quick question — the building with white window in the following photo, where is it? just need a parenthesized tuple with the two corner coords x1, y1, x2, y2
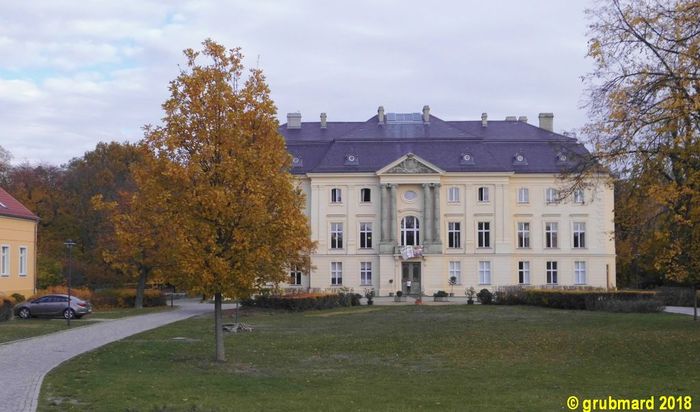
(0, 187, 39, 297)
(281, 106, 615, 295)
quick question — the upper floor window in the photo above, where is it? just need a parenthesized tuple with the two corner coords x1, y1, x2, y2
(0, 246, 8, 276)
(573, 222, 586, 248)
(478, 187, 490, 202)
(330, 188, 342, 203)
(545, 188, 558, 204)
(448, 222, 461, 248)
(575, 261, 587, 284)
(518, 261, 530, 284)
(448, 187, 460, 203)
(477, 221, 491, 248)
(479, 261, 492, 285)
(330, 223, 344, 249)
(449, 261, 461, 284)
(401, 216, 420, 246)
(289, 266, 303, 285)
(360, 261, 372, 285)
(573, 189, 585, 204)
(360, 188, 371, 203)
(545, 222, 559, 248)
(517, 222, 530, 248)
(359, 222, 373, 249)
(517, 187, 529, 204)
(331, 262, 343, 285)
(546, 261, 558, 284)
(19, 247, 27, 277)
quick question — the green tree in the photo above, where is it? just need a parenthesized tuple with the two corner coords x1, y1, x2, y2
(141, 39, 315, 361)
(584, 0, 700, 287)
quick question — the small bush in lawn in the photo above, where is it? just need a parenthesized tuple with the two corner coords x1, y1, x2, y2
(477, 288, 493, 304)
(0, 295, 16, 321)
(433, 290, 449, 298)
(11, 293, 25, 303)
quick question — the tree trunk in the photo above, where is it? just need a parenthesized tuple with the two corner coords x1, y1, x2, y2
(214, 292, 225, 362)
(134, 267, 148, 309)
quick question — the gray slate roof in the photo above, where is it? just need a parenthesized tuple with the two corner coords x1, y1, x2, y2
(280, 114, 589, 174)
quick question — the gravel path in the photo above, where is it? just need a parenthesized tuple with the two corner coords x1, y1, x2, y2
(0, 300, 222, 412)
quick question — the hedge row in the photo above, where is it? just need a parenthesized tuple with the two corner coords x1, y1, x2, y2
(242, 293, 362, 311)
(494, 287, 664, 312)
(31, 286, 166, 309)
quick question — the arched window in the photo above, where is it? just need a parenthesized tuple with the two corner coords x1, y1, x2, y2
(401, 216, 420, 246)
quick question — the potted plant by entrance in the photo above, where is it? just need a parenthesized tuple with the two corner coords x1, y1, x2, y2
(364, 289, 375, 306)
(448, 276, 457, 297)
(433, 290, 449, 302)
(465, 287, 476, 305)
(394, 290, 406, 302)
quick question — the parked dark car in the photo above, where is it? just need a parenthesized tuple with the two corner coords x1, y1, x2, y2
(14, 294, 92, 319)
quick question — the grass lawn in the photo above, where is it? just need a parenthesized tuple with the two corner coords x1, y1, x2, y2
(0, 306, 175, 344)
(39, 305, 700, 411)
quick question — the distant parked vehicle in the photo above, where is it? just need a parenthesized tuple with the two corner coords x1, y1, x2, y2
(14, 294, 92, 320)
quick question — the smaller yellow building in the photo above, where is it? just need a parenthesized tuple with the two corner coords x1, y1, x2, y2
(0, 187, 38, 298)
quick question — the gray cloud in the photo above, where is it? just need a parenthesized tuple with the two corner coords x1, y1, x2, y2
(0, 0, 594, 165)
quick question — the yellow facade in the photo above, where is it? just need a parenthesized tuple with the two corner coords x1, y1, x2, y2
(0, 216, 37, 298)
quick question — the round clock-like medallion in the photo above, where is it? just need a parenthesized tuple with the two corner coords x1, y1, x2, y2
(403, 190, 417, 201)
(516, 154, 524, 162)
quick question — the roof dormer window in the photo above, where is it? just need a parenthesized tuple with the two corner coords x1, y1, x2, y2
(291, 156, 303, 168)
(513, 152, 528, 165)
(344, 154, 359, 166)
(460, 152, 475, 165)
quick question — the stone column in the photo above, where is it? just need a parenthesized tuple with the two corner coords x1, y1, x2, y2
(422, 183, 432, 244)
(380, 184, 388, 242)
(389, 184, 397, 242)
(433, 183, 441, 242)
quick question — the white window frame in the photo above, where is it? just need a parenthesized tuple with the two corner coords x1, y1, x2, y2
(330, 188, 342, 204)
(360, 261, 372, 286)
(573, 189, 585, 204)
(477, 221, 491, 248)
(400, 216, 420, 246)
(479, 261, 491, 285)
(518, 261, 530, 284)
(546, 261, 558, 284)
(517, 187, 529, 204)
(330, 222, 344, 249)
(477, 186, 490, 202)
(517, 222, 530, 248)
(574, 261, 587, 285)
(289, 266, 303, 286)
(331, 262, 343, 285)
(448, 221, 461, 249)
(448, 187, 460, 203)
(449, 261, 461, 284)
(545, 222, 559, 249)
(360, 188, 371, 203)
(359, 222, 373, 249)
(19, 246, 27, 277)
(0, 245, 9, 277)
(545, 188, 558, 204)
(573, 222, 586, 249)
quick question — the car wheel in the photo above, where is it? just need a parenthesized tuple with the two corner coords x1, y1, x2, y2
(17, 307, 31, 319)
(63, 308, 76, 319)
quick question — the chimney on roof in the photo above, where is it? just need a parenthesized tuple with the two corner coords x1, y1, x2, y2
(481, 112, 488, 127)
(287, 112, 302, 129)
(422, 105, 430, 124)
(538, 112, 554, 132)
(320, 112, 327, 129)
(518, 116, 528, 123)
(505, 116, 517, 121)
(377, 106, 385, 125)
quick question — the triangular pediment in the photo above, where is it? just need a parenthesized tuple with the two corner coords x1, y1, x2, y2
(377, 153, 444, 175)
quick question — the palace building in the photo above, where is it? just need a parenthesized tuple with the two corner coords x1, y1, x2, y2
(280, 106, 615, 296)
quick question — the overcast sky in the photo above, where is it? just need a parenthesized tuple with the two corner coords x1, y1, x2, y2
(0, 0, 594, 166)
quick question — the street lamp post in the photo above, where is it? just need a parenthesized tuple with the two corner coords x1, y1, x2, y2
(64, 239, 76, 326)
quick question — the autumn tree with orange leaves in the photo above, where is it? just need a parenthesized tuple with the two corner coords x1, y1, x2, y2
(584, 0, 700, 292)
(141, 40, 314, 361)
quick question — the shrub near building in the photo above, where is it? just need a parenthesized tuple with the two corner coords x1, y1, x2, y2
(494, 287, 663, 312)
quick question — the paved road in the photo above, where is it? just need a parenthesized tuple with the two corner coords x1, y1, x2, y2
(664, 306, 699, 317)
(0, 300, 221, 412)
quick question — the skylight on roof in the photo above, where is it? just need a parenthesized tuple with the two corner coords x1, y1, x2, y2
(386, 113, 422, 124)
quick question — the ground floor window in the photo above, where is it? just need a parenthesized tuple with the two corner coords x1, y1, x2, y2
(289, 266, 302, 285)
(574, 261, 586, 285)
(479, 261, 491, 285)
(518, 261, 530, 284)
(360, 261, 372, 285)
(0, 245, 8, 276)
(449, 261, 461, 284)
(331, 262, 343, 285)
(546, 261, 558, 284)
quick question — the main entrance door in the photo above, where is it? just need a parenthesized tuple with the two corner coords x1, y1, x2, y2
(401, 262, 421, 296)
